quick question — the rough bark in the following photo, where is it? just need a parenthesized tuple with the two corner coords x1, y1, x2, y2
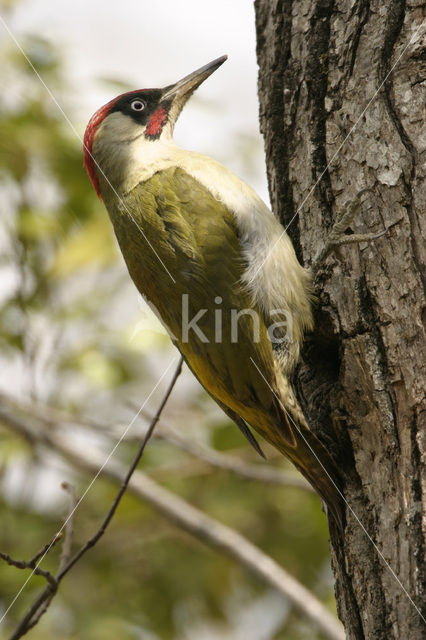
(254, 1, 425, 639)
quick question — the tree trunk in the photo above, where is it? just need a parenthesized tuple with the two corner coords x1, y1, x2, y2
(254, 1, 425, 638)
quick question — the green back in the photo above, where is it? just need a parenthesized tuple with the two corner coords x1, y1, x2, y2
(103, 167, 282, 436)
(101, 167, 344, 524)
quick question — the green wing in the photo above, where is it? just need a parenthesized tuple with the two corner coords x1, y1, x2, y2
(104, 166, 344, 527)
(106, 166, 287, 440)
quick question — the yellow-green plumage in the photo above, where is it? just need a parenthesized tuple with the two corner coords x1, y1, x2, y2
(101, 167, 343, 527)
(86, 57, 343, 529)
(106, 167, 279, 423)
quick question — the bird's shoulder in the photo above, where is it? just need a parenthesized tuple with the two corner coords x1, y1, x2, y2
(124, 164, 243, 255)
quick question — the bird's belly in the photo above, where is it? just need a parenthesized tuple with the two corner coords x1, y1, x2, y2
(104, 172, 282, 432)
(112, 228, 274, 425)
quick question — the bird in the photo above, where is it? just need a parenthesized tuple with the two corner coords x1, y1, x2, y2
(83, 55, 343, 529)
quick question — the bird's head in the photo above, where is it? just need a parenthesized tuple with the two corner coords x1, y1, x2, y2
(84, 55, 227, 197)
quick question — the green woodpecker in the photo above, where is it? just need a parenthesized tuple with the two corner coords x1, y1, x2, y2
(84, 56, 343, 529)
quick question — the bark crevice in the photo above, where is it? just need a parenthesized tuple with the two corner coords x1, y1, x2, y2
(348, 0, 371, 78)
(306, 0, 335, 226)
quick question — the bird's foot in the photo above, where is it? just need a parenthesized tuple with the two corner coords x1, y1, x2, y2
(311, 189, 400, 277)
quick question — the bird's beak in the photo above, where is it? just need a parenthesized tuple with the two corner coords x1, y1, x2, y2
(161, 55, 227, 130)
(162, 56, 228, 102)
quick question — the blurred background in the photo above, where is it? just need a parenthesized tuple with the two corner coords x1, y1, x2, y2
(0, 1, 337, 638)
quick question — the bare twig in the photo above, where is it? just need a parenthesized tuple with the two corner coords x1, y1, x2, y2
(0, 535, 63, 636)
(58, 482, 78, 573)
(54, 432, 344, 639)
(0, 534, 62, 590)
(133, 410, 314, 491)
(18, 588, 56, 636)
(0, 381, 344, 640)
(56, 356, 183, 581)
(0, 391, 313, 491)
(2, 357, 183, 640)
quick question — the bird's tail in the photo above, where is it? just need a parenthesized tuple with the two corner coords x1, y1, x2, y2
(262, 390, 344, 530)
(281, 414, 344, 531)
(260, 372, 345, 530)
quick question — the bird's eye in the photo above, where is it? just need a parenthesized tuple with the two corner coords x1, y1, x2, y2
(130, 99, 145, 112)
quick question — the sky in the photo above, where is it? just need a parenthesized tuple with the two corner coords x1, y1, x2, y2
(5, 0, 269, 201)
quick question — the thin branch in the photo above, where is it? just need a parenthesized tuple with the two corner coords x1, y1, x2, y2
(0, 391, 313, 491)
(55, 433, 344, 640)
(56, 356, 183, 581)
(2, 357, 183, 640)
(0, 386, 344, 640)
(18, 588, 56, 636)
(0, 536, 63, 637)
(134, 412, 314, 491)
(58, 482, 78, 574)
(7, 580, 57, 638)
(0, 534, 62, 590)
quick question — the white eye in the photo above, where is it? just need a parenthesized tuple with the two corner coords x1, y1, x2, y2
(130, 99, 145, 112)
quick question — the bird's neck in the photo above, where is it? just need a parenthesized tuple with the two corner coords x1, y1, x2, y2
(93, 127, 179, 198)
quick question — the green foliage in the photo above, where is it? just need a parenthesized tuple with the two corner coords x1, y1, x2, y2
(0, 24, 336, 640)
